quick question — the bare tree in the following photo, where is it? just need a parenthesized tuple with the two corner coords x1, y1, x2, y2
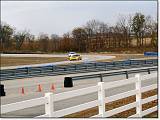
(38, 33, 49, 52)
(116, 15, 129, 48)
(144, 16, 158, 48)
(132, 13, 145, 47)
(50, 34, 59, 52)
(72, 27, 87, 52)
(0, 23, 14, 50)
(13, 30, 29, 50)
(62, 32, 72, 51)
(126, 14, 133, 47)
(85, 19, 101, 34)
(25, 32, 35, 51)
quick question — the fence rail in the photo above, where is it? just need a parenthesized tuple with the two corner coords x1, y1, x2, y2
(1, 97, 45, 114)
(1, 72, 157, 118)
(0, 59, 157, 80)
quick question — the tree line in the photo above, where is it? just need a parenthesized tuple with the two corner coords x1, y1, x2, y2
(0, 12, 158, 53)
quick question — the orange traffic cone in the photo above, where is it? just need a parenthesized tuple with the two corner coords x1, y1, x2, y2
(51, 83, 55, 91)
(21, 87, 25, 94)
(37, 84, 42, 92)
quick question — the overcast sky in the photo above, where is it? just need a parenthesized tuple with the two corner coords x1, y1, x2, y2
(1, 1, 157, 37)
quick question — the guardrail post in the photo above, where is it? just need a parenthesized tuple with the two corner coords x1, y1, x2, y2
(135, 74, 142, 117)
(130, 60, 133, 65)
(98, 82, 105, 117)
(100, 74, 103, 82)
(45, 93, 54, 117)
(52, 65, 54, 72)
(105, 64, 107, 70)
(75, 65, 77, 70)
(40, 67, 42, 73)
(27, 67, 29, 75)
(148, 69, 150, 74)
(14, 69, 16, 77)
(113, 62, 115, 67)
(95, 63, 97, 68)
(126, 71, 128, 79)
(129, 60, 131, 66)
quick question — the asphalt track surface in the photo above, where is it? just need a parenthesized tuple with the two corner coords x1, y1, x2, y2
(1, 54, 115, 70)
(1, 69, 157, 117)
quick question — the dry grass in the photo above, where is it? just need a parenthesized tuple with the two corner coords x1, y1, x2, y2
(64, 89, 158, 118)
(131, 38, 151, 46)
(96, 54, 157, 62)
(1, 57, 66, 67)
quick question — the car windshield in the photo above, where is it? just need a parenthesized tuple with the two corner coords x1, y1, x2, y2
(69, 52, 76, 54)
(73, 55, 79, 57)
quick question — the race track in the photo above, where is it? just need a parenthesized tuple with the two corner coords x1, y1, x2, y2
(1, 54, 115, 70)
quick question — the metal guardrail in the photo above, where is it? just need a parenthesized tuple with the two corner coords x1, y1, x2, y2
(144, 52, 158, 56)
(71, 66, 158, 81)
(0, 59, 157, 81)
